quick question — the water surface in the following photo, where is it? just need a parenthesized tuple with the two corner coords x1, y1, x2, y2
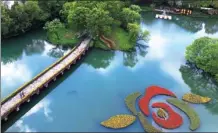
(1, 12, 218, 132)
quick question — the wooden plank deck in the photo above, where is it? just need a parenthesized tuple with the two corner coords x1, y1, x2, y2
(1, 38, 91, 120)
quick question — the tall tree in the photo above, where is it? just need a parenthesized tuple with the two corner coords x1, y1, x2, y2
(43, 19, 65, 41)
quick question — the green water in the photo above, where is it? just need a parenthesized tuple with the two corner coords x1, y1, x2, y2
(1, 12, 218, 132)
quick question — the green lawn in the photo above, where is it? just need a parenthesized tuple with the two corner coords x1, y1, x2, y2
(110, 27, 135, 51)
(94, 37, 110, 50)
(47, 27, 79, 47)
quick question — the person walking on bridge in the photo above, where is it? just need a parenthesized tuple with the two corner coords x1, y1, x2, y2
(20, 91, 25, 99)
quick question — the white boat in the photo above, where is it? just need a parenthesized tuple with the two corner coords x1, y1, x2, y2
(155, 11, 172, 20)
(156, 14, 172, 20)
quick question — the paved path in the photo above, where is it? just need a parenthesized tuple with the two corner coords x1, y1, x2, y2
(1, 38, 91, 120)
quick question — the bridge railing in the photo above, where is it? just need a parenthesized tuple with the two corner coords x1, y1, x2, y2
(1, 39, 84, 105)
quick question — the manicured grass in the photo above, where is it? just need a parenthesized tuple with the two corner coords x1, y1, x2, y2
(47, 27, 79, 47)
(110, 27, 135, 51)
(167, 98, 200, 131)
(125, 92, 141, 116)
(137, 112, 162, 132)
(94, 37, 110, 50)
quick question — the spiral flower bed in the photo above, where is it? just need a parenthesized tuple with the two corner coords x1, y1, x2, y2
(139, 86, 177, 116)
(152, 102, 183, 129)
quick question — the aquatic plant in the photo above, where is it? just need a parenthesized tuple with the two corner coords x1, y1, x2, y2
(182, 93, 211, 104)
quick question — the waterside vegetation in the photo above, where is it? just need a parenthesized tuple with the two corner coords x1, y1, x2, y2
(185, 37, 218, 83)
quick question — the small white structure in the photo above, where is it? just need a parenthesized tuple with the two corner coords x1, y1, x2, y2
(156, 14, 172, 20)
(155, 10, 172, 20)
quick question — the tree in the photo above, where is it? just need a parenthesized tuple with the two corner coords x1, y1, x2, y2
(121, 8, 141, 27)
(10, 2, 30, 33)
(127, 23, 140, 40)
(38, 0, 65, 19)
(130, 5, 141, 13)
(24, 1, 45, 22)
(127, 23, 150, 43)
(86, 8, 113, 37)
(1, 3, 12, 36)
(104, 1, 126, 20)
(185, 37, 218, 81)
(43, 19, 65, 40)
(67, 7, 89, 30)
(60, 2, 76, 22)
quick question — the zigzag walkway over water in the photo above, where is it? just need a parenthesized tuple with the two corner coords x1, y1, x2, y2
(1, 38, 91, 121)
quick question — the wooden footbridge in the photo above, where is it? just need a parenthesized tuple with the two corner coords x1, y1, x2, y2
(1, 38, 91, 121)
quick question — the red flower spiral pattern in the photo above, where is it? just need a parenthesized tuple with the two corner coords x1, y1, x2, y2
(152, 102, 183, 129)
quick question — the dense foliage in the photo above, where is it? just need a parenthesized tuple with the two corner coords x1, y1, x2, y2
(1, 1, 65, 38)
(1, 1, 150, 50)
(143, 0, 218, 9)
(43, 1, 149, 50)
(185, 37, 218, 82)
(64, 1, 141, 38)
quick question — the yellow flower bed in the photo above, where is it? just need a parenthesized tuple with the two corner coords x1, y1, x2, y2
(101, 114, 136, 129)
(157, 108, 167, 119)
(182, 93, 211, 104)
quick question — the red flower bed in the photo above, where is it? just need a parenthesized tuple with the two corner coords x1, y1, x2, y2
(152, 102, 183, 129)
(139, 86, 176, 116)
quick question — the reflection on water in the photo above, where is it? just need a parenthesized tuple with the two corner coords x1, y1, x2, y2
(1, 30, 70, 99)
(2, 12, 218, 132)
(1, 61, 32, 93)
(84, 49, 115, 69)
(180, 65, 218, 115)
(7, 98, 52, 132)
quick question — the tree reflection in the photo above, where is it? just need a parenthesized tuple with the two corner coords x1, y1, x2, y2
(180, 65, 218, 115)
(24, 40, 45, 56)
(123, 50, 138, 68)
(173, 15, 218, 34)
(1, 30, 46, 64)
(47, 47, 65, 58)
(84, 49, 115, 69)
(141, 12, 157, 26)
(123, 44, 148, 67)
(204, 19, 218, 34)
(173, 16, 203, 33)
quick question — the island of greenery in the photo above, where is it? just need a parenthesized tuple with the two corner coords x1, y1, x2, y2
(43, 1, 150, 51)
(185, 37, 218, 83)
(1, 1, 149, 51)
